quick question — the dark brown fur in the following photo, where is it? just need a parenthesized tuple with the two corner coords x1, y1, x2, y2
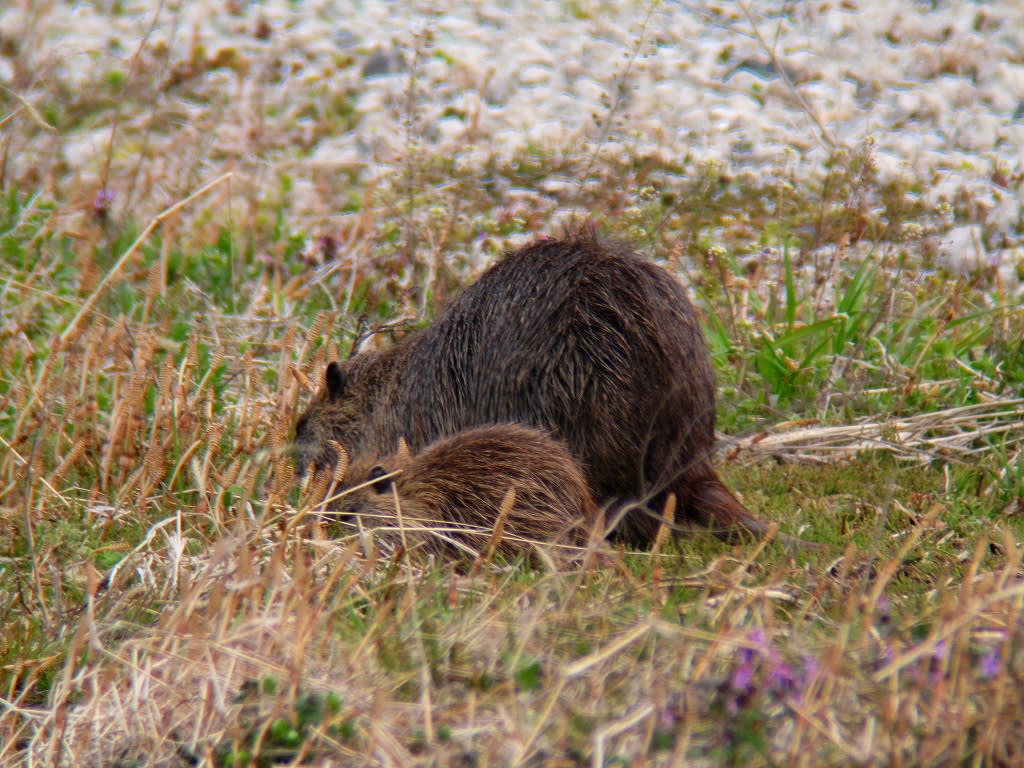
(294, 232, 767, 545)
(338, 424, 598, 560)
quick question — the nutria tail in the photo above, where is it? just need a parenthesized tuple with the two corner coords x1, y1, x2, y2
(686, 476, 768, 542)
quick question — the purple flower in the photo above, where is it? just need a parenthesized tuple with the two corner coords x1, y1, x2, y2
(315, 234, 338, 263)
(768, 661, 796, 694)
(802, 655, 819, 679)
(876, 595, 890, 625)
(790, 656, 819, 702)
(928, 639, 949, 685)
(980, 647, 1001, 680)
(740, 628, 768, 666)
(92, 187, 116, 220)
(730, 660, 754, 696)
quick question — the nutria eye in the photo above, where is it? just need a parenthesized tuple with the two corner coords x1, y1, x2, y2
(369, 465, 391, 494)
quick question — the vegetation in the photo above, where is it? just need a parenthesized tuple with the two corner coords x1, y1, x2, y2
(1, 2, 1023, 766)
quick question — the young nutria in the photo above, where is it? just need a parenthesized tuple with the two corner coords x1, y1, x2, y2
(294, 231, 767, 545)
(338, 424, 599, 560)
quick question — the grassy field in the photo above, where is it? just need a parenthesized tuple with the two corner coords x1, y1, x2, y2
(3, 4, 1024, 766)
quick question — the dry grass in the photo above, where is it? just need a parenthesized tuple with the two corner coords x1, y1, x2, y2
(11, 527, 1024, 766)
(729, 398, 1024, 463)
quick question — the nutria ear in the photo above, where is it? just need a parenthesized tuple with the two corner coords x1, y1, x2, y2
(368, 465, 391, 494)
(325, 361, 346, 398)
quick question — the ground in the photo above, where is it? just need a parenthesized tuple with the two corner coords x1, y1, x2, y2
(1, 2, 1023, 766)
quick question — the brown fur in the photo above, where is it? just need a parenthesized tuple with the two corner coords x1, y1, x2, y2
(338, 424, 599, 560)
(294, 231, 767, 545)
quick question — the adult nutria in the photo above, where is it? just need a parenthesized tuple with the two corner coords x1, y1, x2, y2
(294, 231, 767, 545)
(337, 424, 599, 560)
